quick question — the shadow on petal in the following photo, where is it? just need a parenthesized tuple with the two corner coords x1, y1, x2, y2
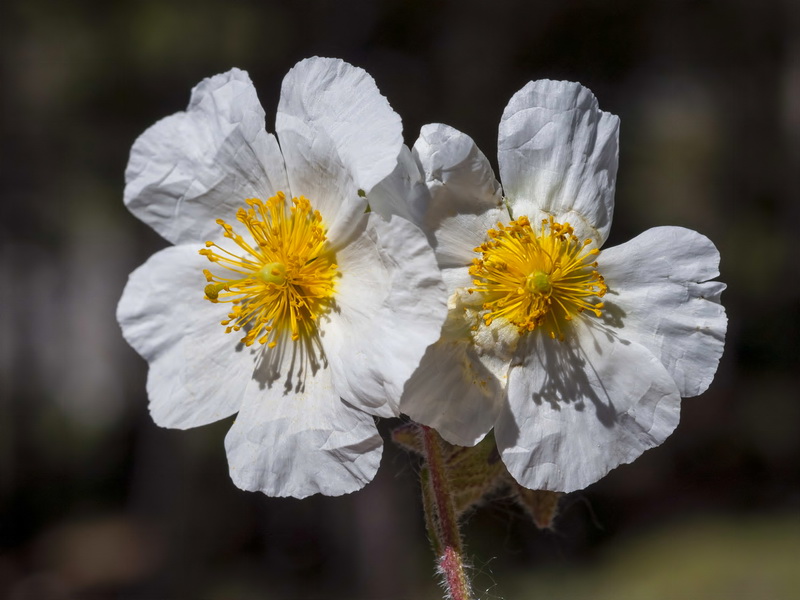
(251, 324, 331, 395)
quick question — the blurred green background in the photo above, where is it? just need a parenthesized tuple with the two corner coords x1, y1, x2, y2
(1, 0, 799, 599)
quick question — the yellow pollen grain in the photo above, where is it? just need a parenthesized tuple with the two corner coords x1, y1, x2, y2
(469, 215, 607, 340)
(199, 192, 338, 348)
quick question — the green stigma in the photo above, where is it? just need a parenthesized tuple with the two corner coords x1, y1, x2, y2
(525, 270, 551, 294)
(257, 262, 287, 285)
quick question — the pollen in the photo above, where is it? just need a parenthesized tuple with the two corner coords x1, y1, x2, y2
(199, 192, 338, 348)
(469, 215, 607, 340)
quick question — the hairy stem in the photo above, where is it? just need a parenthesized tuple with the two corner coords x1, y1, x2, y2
(420, 426, 472, 600)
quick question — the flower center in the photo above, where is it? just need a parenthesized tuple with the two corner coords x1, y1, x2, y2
(469, 215, 607, 340)
(199, 192, 338, 348)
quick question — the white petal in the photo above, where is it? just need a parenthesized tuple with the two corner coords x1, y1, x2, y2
(434, 207, 509, 269)
(124, 69, 289, 245)
(496, 319, 681, 492)
(598, 226, 727, 397)
(276, 57, 403, 244)
(498, 79, 619, 246)
(398, 271, 513, 445)
(414, 123, 503, 224)
(117, 245, 255, 428)
(369, 125, 506, 269)
(441, 266, 474, 299)
(406, 123, 506, 267)
(225, 365, 383, 498)
(323, 214, 448, 417)
(367, 144, 430, 225)
(401, 338, 503, 447)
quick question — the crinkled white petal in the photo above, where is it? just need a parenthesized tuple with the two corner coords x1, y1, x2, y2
(598, 226, 727, 398)
(496, 319, 681, 492)
(225, 359, 383, 498)
(276, 57, 403, 245)
(413, 123, 503, 239)
(441, 266, 474, 298)
(400, 280, 512, 447)
(124, 69, 289, 245)
(401, 338, 503, 447)
(434, 208, 509, 269)
(117, 245, 256, 428)
(323, 214, 448, 417)
(498, 79, 619, 246)
(367, 144, 431, 225)
(405, 123, 507, 267)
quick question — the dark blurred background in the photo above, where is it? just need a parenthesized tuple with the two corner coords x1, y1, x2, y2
(2, 0, 799, 599)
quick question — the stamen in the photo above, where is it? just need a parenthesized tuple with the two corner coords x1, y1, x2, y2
(199, 192, 338, 348)
(469, 216, 606, 340)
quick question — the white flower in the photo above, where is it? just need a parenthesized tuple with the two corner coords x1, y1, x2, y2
(117, 58, 447, 498)
(371, 80, 727, 492)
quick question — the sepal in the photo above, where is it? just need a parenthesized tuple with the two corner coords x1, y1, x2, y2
(509, 485, 562, 530)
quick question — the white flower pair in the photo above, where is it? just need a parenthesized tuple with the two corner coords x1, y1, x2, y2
(118, 58, 726, 498)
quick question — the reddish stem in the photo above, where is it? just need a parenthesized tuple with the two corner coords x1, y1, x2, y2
(420, 426, 472, 600)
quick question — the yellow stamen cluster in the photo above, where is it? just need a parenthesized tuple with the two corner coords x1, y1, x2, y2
(469, 215, 607, 340)
(199, 192, 338, 348)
